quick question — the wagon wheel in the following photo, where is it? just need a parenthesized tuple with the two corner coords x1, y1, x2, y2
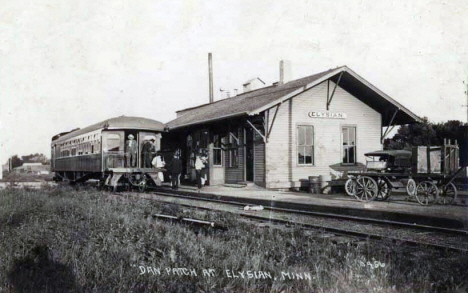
(354, 176, 378, 202)
(406, 178, 416, 197)
(345, 178, 356, 196)
(415, 181, 439, 206)
(439, 182, 457, 205)
(375, 178, 392, 201)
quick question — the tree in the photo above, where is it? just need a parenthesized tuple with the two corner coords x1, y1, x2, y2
(10, 155, 23, 168)
(21, 153, 48, 164)
(384, 120, 467, 150)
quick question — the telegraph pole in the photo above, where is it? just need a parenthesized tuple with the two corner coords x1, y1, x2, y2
(463, 78, 468, 123)
(464, 76, 468, 177)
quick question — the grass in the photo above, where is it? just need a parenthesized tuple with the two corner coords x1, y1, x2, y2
(0, 186, 467, 292)
(0, 171, 53, 182)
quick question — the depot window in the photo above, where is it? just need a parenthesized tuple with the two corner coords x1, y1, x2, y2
(228, 132, 239, 167)
(297, 125, 314, 165)
(213, 134, 222, 166)
(342, 126, 356, 164)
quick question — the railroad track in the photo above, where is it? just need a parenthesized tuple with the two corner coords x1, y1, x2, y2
(152, 190, 468, 235)
(115, 190, 468, 253)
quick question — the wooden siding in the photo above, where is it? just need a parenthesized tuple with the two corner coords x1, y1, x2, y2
(55, 154, 102, 172)
(253, 141, 266, 186)
(225, 127, 244, 183)
(265, 81, 382, 189)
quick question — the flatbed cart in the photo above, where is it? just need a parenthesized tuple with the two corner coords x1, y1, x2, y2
(345, 140, 462, 206)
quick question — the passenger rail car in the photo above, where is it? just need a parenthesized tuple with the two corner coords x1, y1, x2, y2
(51, 116, 166, 191)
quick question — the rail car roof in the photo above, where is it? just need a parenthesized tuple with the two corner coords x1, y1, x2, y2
(52, 116, 166, 143)
(167, 66, 422, 130)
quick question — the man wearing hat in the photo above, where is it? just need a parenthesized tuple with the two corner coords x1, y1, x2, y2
(142, 138, 156, 168)
(125, 134, 138, 167)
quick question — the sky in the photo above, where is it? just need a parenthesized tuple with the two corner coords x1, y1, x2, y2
(1, 0, 468, 161)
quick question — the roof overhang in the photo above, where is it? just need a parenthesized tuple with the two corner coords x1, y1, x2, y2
(168, 112, 249, 131)
(250, 66, 422, 126)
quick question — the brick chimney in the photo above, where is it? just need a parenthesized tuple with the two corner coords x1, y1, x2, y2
(279, 60, 292, 85)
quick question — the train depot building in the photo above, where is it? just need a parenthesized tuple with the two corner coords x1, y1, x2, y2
(164, 65, 421, 190)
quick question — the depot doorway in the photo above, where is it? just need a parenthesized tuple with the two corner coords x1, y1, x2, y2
(245, 127, 254, 182)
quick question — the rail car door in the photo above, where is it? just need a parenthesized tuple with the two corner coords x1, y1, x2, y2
(138, 132, 161, 168)
(102, 131, 125, 169)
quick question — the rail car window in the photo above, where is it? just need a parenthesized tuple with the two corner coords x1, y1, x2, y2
(297, 125, 314, 165)
(107, 134, 121, 151)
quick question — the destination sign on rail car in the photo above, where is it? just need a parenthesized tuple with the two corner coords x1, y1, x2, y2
(308, 111, 347, 119)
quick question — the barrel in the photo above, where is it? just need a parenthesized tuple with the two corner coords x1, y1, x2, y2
(299, 179, 309, 192)
(308, 176, 322, 194)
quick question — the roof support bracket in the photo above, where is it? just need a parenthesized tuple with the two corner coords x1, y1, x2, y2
(381, 108, 400, 143)
(326, 71, 344, 110)
(229, 132, 239, 144)
(266, 104, 280, 142)
(246, 120, 266, 143)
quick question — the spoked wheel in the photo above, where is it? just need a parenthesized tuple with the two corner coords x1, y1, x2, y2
(355, 176, 378, 202)
(375, 178, 392, 201)
(137, 181, 147, 192)
(439, 182, 457, 205)
(415, 181, 439, 206)
(345, 178, 356, 196)
(406, 178, 416, 197)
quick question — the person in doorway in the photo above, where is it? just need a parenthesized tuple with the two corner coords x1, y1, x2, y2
(195, 149, 206, 192)
(170, 152, 182, 190)
(125, 134, 138, 167)
(142, 138, 156, 168)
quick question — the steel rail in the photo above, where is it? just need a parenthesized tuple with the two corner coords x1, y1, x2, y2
(117, 191, 468, 253)
(149, 190, 468, 236)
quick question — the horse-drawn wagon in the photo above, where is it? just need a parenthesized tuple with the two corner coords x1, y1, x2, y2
(345, 140, 463, 205)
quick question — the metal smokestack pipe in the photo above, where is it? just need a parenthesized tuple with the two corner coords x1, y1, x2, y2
(208, 53, 214, 103)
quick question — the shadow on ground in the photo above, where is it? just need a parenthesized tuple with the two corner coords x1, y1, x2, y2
(8, 245, 81, 293)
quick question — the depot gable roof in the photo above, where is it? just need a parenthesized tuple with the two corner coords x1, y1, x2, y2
(167, 66, 422, 129)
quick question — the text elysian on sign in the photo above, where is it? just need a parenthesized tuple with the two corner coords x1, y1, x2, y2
(308, 111, 346, 119)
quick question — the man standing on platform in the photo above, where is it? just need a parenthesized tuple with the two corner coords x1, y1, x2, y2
(142, 138, 156, 168)
(170, 152, 182, 190)
(125, 134, 138, 167)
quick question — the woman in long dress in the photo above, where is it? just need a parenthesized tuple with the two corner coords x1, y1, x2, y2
(152, 151, 165, 185)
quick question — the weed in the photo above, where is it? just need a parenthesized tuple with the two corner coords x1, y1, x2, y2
(0, 187, 467, 292)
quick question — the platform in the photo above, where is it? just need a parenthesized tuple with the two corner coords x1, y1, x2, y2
(157, 183, 468, 230)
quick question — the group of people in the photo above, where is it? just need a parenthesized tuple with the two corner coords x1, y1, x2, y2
(167, 149, 208, 192)
(123, 134, 208, 191)
(124, 134, 160, 168)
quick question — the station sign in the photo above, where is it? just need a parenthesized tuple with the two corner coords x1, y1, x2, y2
(308, 111, 347, 119)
